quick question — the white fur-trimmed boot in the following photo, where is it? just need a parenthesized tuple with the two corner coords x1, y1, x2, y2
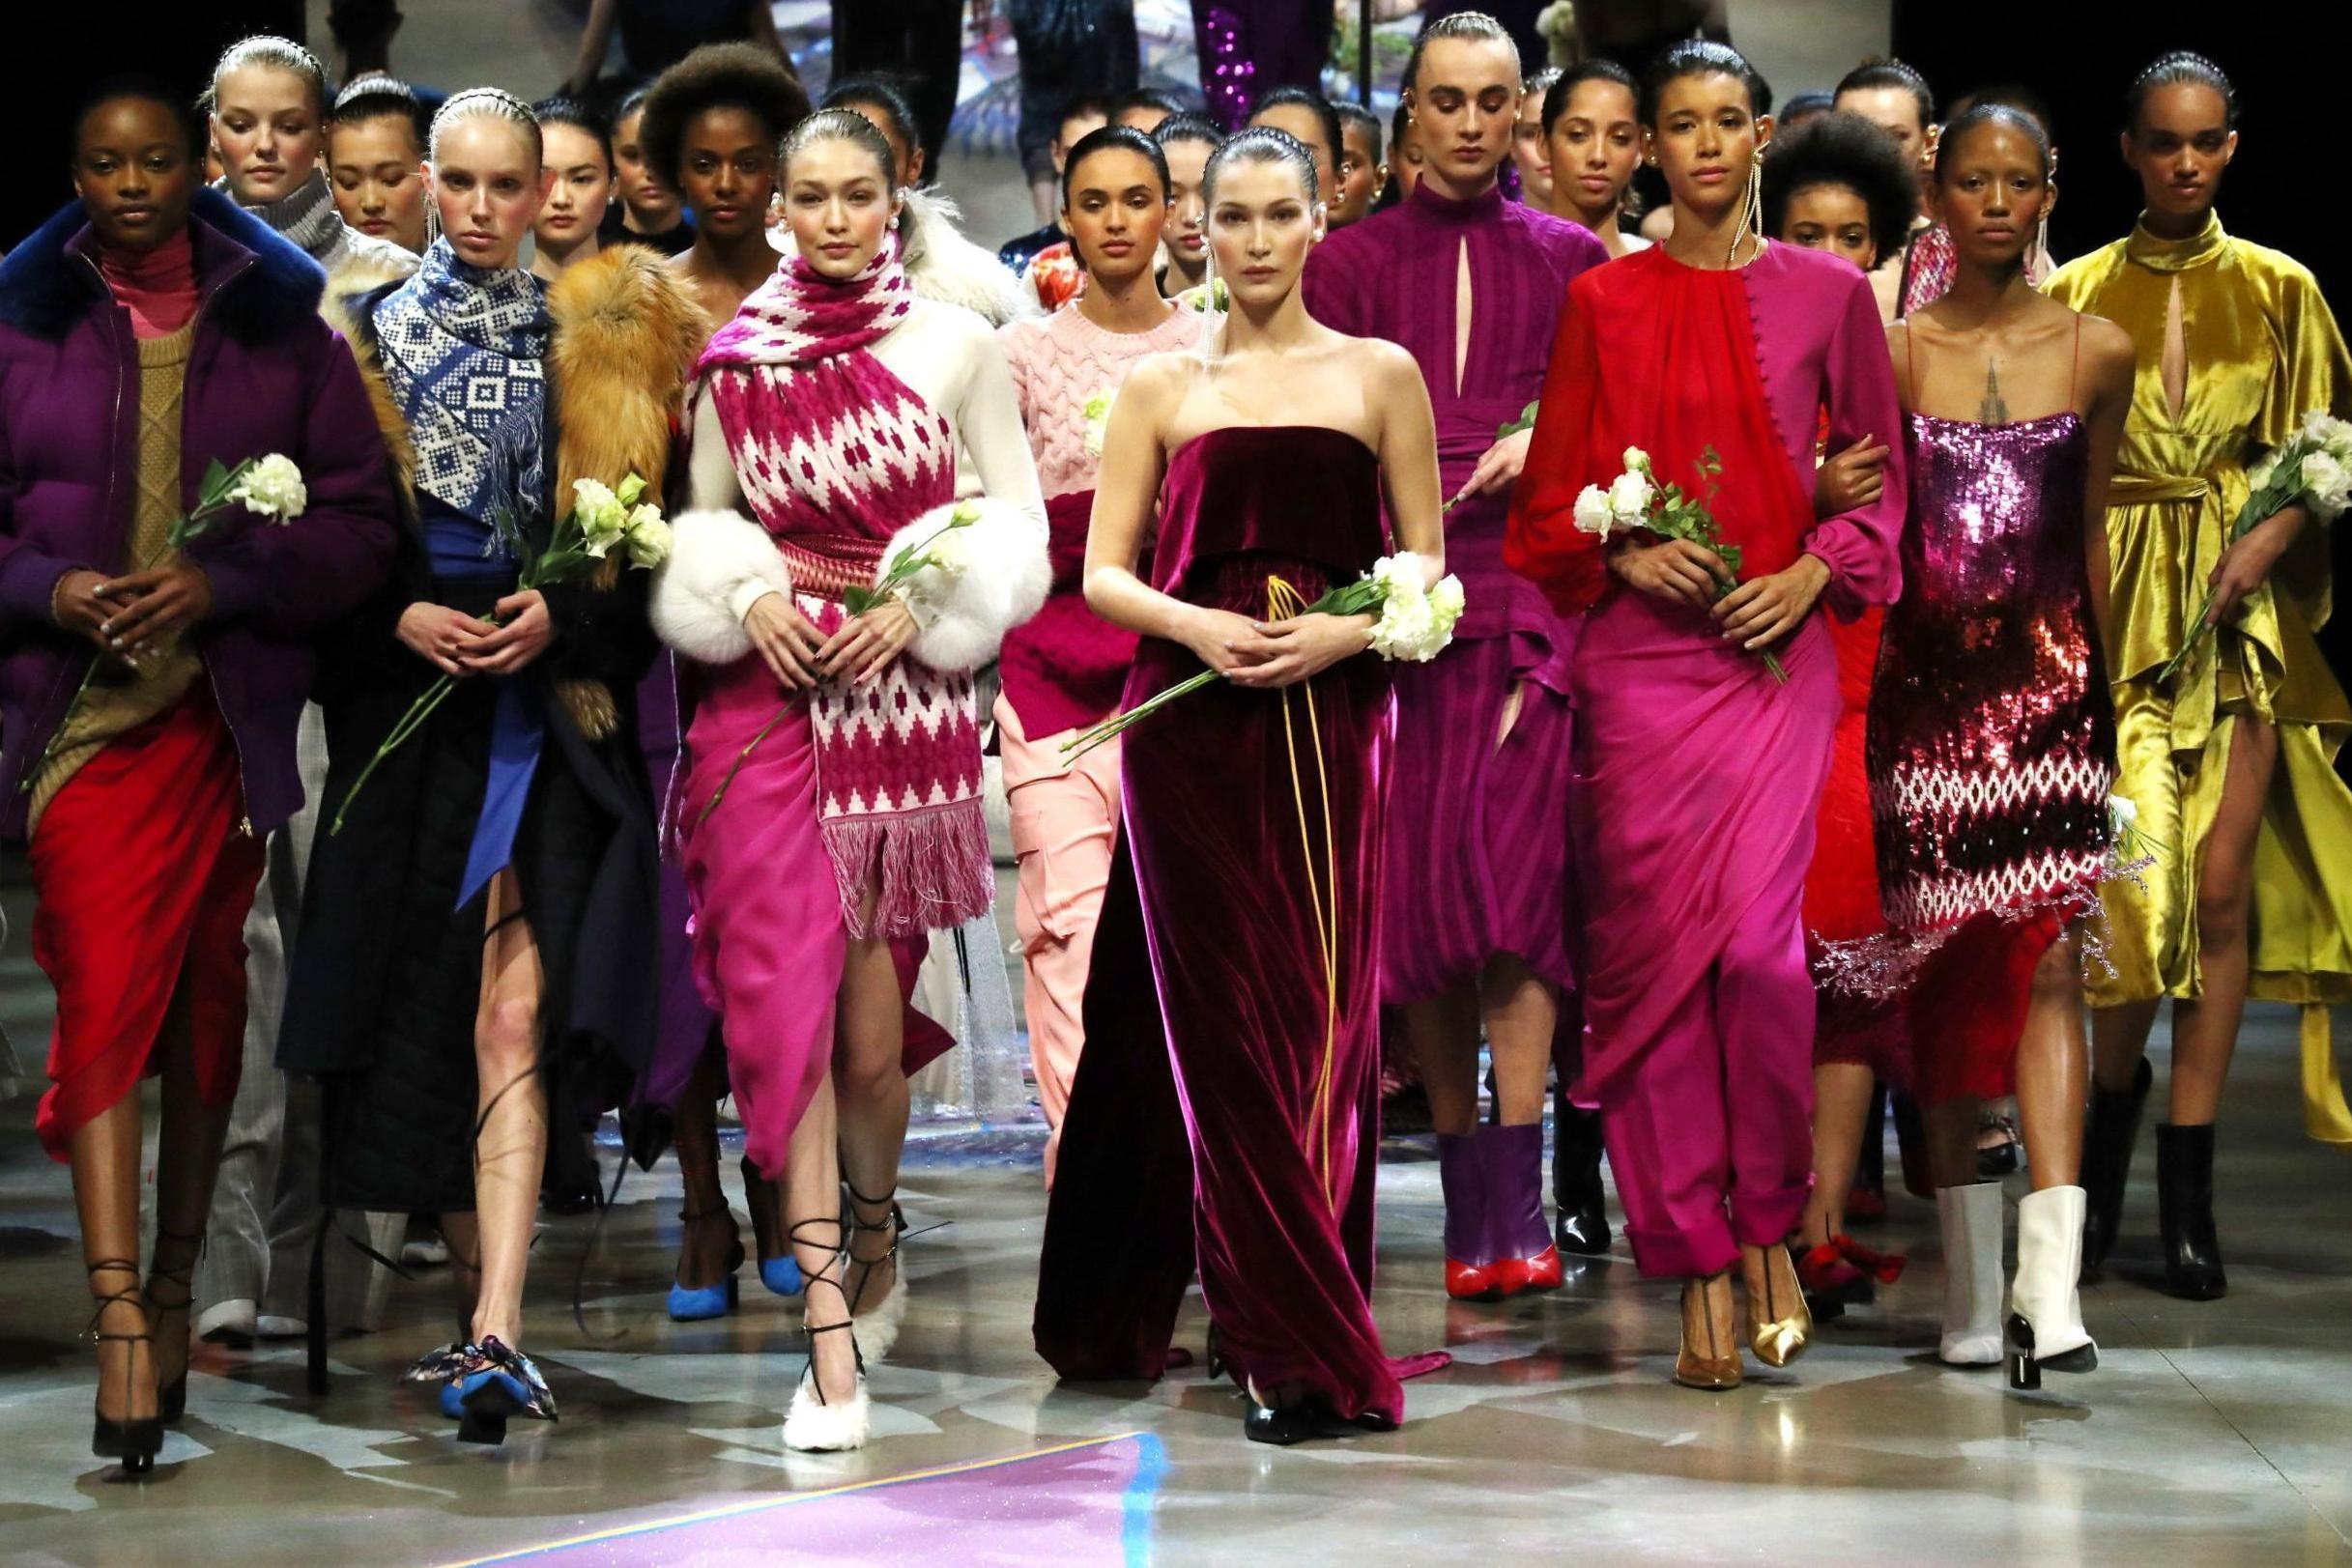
(2008, 1184, 2098, 1389)
(1936, 1182, 2004, 1367)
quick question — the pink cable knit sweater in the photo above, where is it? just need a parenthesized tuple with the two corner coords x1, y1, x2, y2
(997, 301, 1205, 499)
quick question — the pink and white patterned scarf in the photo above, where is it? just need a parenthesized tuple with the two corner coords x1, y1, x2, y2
(698, 242, 991, 938)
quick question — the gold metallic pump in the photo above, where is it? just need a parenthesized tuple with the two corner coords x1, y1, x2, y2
(1674, 1270, 1743, 1391)
(1745, 1244, 1815, 1369)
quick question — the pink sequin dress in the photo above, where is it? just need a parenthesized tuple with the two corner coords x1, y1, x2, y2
(1858, 408, 2117, 1103)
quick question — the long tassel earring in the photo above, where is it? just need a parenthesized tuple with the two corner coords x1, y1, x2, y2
(1728, 149, 1764, 269)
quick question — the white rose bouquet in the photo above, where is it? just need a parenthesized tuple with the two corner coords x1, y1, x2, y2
(1573, 443, 1787, 684)
(330, 472, 669, 835)
(843, 499, 980, 615)
(2159, 409, 2352, 686)
(1062, 552, 1464, 761)
(23, 453, 307, 795)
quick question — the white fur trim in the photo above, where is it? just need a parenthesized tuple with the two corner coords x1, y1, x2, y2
(876, 498, 1049, 672)
(651, 509, 791, 665)
(851, 1272, 909, 1363)
(782, 1366, 871, 1452)
(904, 188, 1039, 327)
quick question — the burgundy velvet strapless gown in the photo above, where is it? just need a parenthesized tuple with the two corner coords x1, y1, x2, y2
(1063, 425, 1448, 1422)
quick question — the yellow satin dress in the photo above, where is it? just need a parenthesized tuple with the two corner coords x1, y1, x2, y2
(2047, 214, 2352, 1148)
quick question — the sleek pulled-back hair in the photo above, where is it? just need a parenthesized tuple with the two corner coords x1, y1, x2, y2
(1541, 58, 1637, 134)
(1113, 87, 1190, 124)
(531, 97, 613, 171)
(1934, 101, 2051, 183)
(1763, 110, 1922, 262)
(1060, 124, 1171, 207)
(1203, 124, 1319, 205)
(780, 106, 899, 189)
(1834, 56, 1934, 130)
(332, 76, 427, 154)
(1334, 100, 1382, 162)
(213, 34, 330, 120)
(72, 73, 202, 163)
(429, 87, 542, 165)
(1248, 85, 1343, 175)
(822, 75, 921, 157)
(640, 43, 810, 187)
(2126, 50, 2238, 132)
(1640, 40, 1759, 127)
(1401, 8, 1522, 96)
(1155, 112, 1225, 154)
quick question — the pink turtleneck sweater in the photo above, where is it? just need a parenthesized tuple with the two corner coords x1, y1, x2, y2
(98, 227, 198, 339)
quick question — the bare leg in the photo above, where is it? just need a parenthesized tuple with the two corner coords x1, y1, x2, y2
(2167, 717, 2278, 1126)
(469, 870, 547, 1349)
(671, 1049, 738, 1288)
(1481, 955, 1556, 1127)
(438, 1211, 482, 1335)
(148, 984, 234, 1396)
(1798, 1062, 1876, 1249)
(71, 1094, 155, 1425)
(2014, 933, 2088, 1189)
(837, 936, 909, 1315)
(1401, 988, 1482, 1135)
(786, 1074, 853, 1401)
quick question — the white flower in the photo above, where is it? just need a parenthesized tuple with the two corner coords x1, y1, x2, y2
(1369, 594, 1441, 662)
(1621, 445, 1651, 476)
(2300, 449, 2350, 520)
(1608, 468, 1653, 523)
(1572, 484, 1618, 539)
(230, 453, 306, 520)
(1080, 389, 1116, 459)
(2249, 451, 2280, 492)
(1535, 1, 1577, 42)
(622, 505, 670, 568)
(572, 478, 632, 556)
(1426, 574, 1466, 635)
(2108, 793, 2138, 830)
(925, 527, 973, 580)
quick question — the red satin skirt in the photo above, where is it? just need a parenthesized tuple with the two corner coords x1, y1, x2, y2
(29, 692, 263, 1160)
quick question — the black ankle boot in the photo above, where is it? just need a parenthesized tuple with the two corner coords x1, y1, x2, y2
(2156, 1122, 2226, 1300)
(1551, 1088, 1611, 1257)
(2080, 1058, 2152, 1278)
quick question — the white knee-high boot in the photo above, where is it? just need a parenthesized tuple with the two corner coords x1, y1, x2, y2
(1936, 1183, 2004, 1366)
(2008, 1184, 2097, 1387)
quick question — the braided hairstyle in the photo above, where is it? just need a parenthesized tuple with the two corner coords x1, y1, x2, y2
(2126, 50, 2237, 132)
(430, 87, 541, 165)
(1204, 123, 1319, 206)
(213, 35, 330, 119)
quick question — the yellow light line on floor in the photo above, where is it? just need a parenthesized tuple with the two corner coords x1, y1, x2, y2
(437, 1431, 1148, 1567)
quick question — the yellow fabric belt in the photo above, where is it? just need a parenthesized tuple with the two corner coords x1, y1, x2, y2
(2108, 471, 2213, 506)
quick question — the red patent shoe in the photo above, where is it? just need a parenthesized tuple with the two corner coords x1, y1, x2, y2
(1446, 1258, 1503, 1300)
(1492, 1245, 1565, 1296)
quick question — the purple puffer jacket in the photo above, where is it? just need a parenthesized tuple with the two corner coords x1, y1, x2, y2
(0, 188, 398, 840)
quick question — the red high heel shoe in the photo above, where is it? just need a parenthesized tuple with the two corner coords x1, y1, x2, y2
(1491, 1244, 1565, 1296)
(1446, 1258, 1504, 1300)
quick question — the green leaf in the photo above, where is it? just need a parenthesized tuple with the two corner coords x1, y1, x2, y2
(842, 586, 877, 615)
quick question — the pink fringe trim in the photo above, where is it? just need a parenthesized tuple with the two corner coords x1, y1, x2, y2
(821, 798, 995, 941)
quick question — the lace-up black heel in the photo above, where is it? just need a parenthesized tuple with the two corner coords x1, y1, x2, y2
(147, 1225, 204, 1425)
(88, 1261, 163, 1474)
(782, 1218, 870, 1452)
(843, 1181, 908, 1362)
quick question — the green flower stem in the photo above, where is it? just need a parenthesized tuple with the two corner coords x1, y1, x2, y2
(844, 514, 971, 615)
(694, 703, 792, 829)
(1062, 669, 1220, 761)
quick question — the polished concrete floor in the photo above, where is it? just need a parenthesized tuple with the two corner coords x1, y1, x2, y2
(2, 972, 2347, 1565)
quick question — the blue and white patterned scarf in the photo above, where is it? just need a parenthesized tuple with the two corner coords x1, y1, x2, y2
(375, 238, 550, 519)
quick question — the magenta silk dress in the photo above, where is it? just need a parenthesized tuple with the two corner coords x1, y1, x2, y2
(1305, 181, 1608, 1006)
(1509, 242, 1906, 1277)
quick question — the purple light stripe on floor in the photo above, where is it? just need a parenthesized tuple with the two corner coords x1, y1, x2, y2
(448, 1432, 1161, 1567)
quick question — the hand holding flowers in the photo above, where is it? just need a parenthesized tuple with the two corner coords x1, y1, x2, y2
(1581, 445, 1789, 683)
(330, 473, 670, 835)
(2160, 409, 2352, 686)
(1063, 553, 1463, 760)
(26, 453, 306, 795)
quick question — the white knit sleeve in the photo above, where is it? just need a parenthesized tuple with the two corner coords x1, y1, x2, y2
(650, 389, 789, 665)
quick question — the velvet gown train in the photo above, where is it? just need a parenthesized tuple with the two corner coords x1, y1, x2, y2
(1042, 425, 1439, 1423)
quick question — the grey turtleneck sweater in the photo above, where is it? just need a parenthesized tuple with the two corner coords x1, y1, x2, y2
(236, 169, 418, 282)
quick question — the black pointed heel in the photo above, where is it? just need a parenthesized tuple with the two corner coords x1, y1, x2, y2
(2007, 1311, 2098, 1390)
(147, 1224, 204, 1426)
(88, 1261, 163, 1473)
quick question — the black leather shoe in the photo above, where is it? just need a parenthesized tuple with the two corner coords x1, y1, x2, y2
(2081, 1058, 2152, 1278)
(2156, 1123, 2226, 1300)
(1243, 1396, 1358, 1445)
(1552, 1090, 1612, 1258)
